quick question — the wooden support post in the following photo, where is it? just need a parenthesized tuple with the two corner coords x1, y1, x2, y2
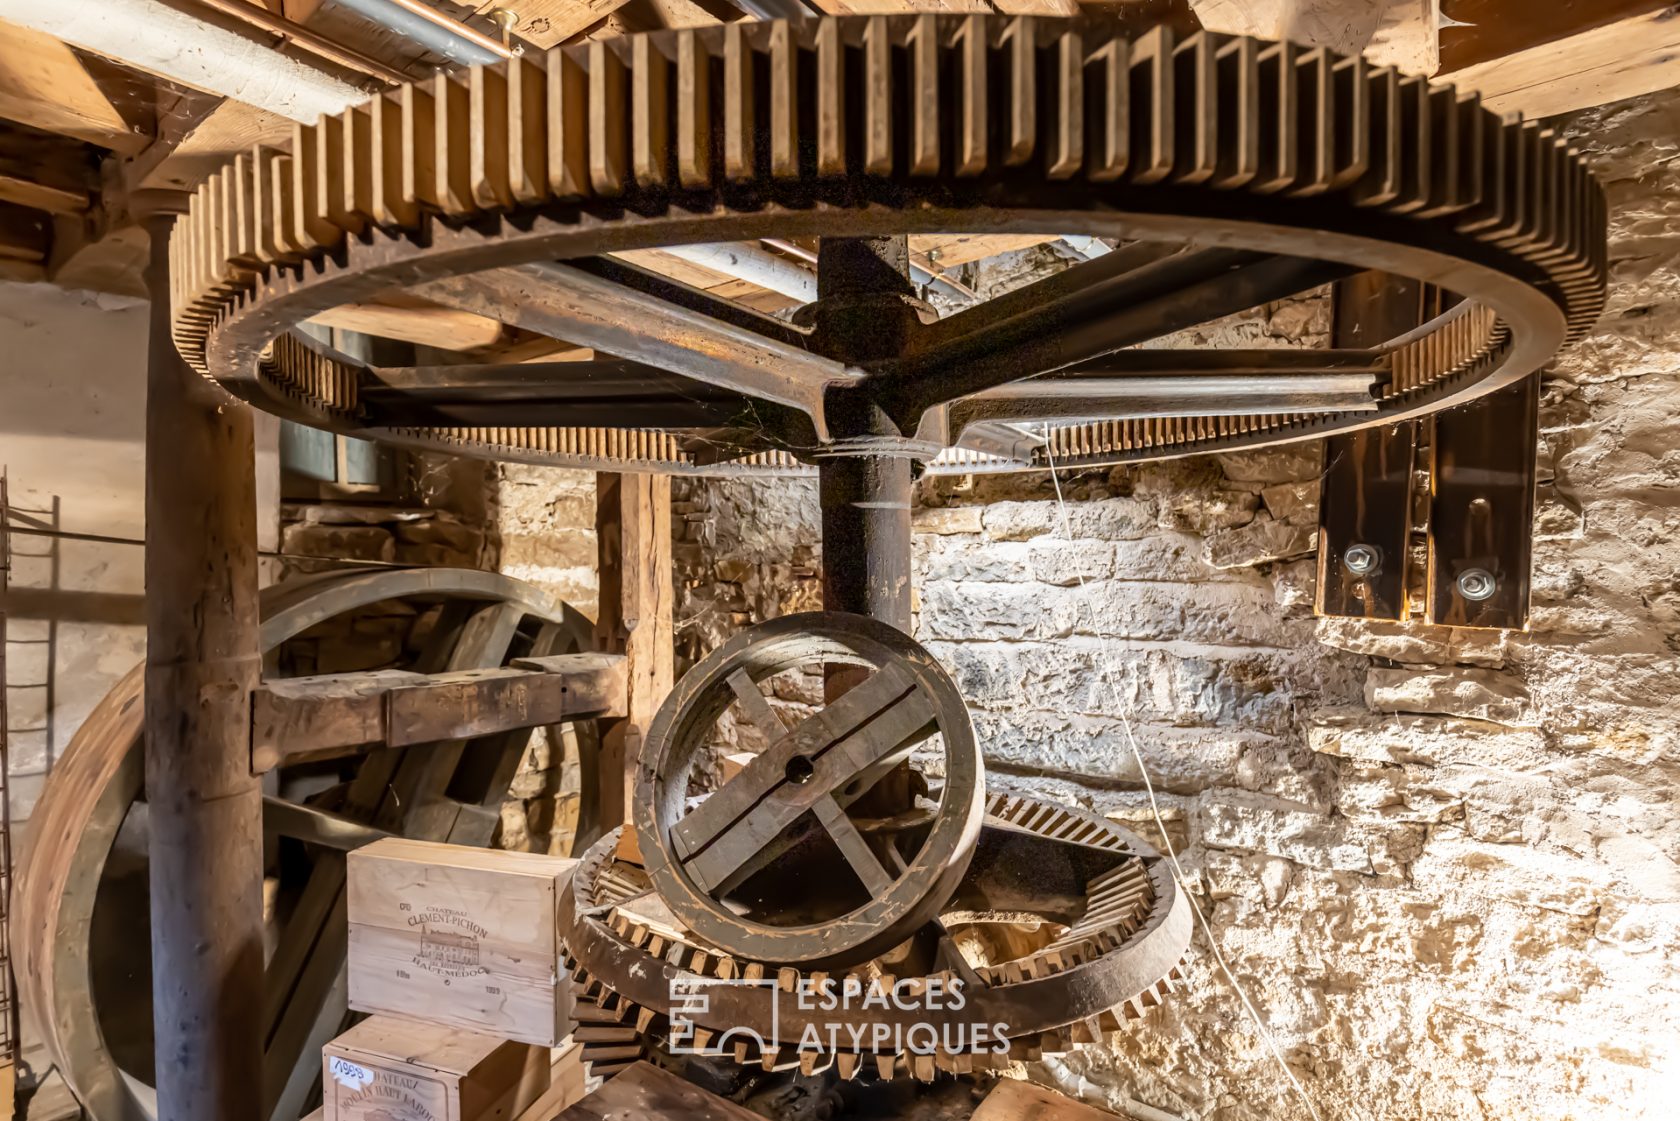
(142, 211, 265, 1121)
(587, 473, 673, 849)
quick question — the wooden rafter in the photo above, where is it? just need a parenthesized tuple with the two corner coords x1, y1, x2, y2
(1444, 2, 1680, 118)
(0, 20, 145, 153)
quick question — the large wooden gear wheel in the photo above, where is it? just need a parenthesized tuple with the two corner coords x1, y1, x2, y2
(11, 568, 601, 1121)
(166, 15, 1604, 476)
(561, 790, 1193, 1079)
(635, 612, 984, 968)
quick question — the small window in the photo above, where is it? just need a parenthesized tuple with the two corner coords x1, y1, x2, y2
(279, 422, 403, 499)
(280, 325, 410, 501)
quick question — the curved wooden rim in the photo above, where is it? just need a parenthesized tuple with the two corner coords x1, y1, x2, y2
(10, 568, 578, 1121)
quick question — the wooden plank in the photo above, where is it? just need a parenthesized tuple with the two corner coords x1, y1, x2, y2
(495, 0, 637, 48)
(309, 297, 510, 350)
(0, 172, 87, 214)
(251, 654, 628, 772)
(136, 99, 294, 191)
(1447, 6, 1680, 118)
(0, 202, 49, 263)
(554, 1062, 761, 1121)
(586, 473, 674, 845)
(512, 652, 630, 718)
(972, 1079, 1124, 1121)
(680, 684, 935, 894)
(0, 21, 144, 152)
(252, 669, 428, 771)
(910, 233, 1057, 268)
(671, 662, 917, 858)
(1439, 0, 1669, 75)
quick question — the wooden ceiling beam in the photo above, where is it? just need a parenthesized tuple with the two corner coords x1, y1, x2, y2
(0, 201, 50, 264)
(309, 298, 512, 352)
(0, 20, 146, 153)
(1443, 2, 1680, 118)
(0, 174, 89, 215)
(490, 0, 639, 46)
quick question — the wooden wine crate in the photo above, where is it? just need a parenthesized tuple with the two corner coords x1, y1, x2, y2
(322, 1016, 548, 1121)
(512, 1040, 586, 1121)
(347, 838, 578, 1046)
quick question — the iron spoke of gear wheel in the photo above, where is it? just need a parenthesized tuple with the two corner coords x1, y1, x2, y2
(360, 358, 809, 435)
(1063, 348, 1388, 378)
(946, 349, 1387, 460)
(948, 367, 1382, 435)
(417, 262, 857, 435)
(873, 248, 1358, 421)
(568, 255, 815, 351)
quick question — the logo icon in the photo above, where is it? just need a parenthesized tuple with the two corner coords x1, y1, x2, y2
(667, 975, 781, 1057)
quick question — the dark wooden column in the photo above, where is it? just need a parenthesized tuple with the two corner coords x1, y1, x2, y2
(142, 211, 266, 1121)
(588, 472, 674, 846)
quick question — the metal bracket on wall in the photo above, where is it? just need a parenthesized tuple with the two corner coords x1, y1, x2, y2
(1317, 421, 1418, 620)
(1316, 273, 1424, 622)
(1427, 371, 1542, 629)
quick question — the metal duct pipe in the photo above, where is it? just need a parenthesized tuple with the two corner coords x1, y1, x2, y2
(329, 0, 510, 66)
(731, 0, 820, 19)
(0, 0, 369, 121)
(761, 236, 975, 303)
(1063, 235, 1112, 259)
(662, 242, 818, 303)
(188, 0, 412, 84)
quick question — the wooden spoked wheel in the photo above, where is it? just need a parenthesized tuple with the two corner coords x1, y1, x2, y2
(634, 612, 983, 968)
(11, 568, 600, 1121)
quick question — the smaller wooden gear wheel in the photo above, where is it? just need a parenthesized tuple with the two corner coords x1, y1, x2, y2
(634, 612, 984, 968)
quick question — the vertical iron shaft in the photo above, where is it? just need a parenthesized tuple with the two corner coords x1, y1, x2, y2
(815, 236, 916, 629)
(819, 454, 914, 629)
(143, 214, 266, 1121)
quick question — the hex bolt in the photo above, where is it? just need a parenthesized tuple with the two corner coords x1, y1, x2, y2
(1457, 567, 1498, 601)
(1342, 543, 1380, 575)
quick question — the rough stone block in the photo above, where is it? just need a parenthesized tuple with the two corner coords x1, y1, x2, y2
(393, 518, 483, 553)
(916, 538, 1032, 583)
(1215, 443, 1323, 484)
(1028, 540, 1115, 586)
(912, 505, 984, 535)
(1365, 668, 1538, 727)
(1260, 479, 1320, 525)
(1306, 709, 1549, 769)
(1315, 617, 1510, 668)
(1202, 518, 1316, 569)
(1199, 792, 1423, 874)
(281, 523, 396, 563)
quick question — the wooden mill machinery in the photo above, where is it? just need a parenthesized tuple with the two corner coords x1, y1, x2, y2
(16, 10, 1604, 1120)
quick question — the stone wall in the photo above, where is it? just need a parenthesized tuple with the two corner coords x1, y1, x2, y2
(659, 93, 1680, 1121)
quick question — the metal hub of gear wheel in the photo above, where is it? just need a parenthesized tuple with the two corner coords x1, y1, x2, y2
(168, 15, 1604, 477)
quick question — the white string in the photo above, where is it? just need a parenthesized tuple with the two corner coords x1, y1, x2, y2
(1041, 446, 1324, 1121)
